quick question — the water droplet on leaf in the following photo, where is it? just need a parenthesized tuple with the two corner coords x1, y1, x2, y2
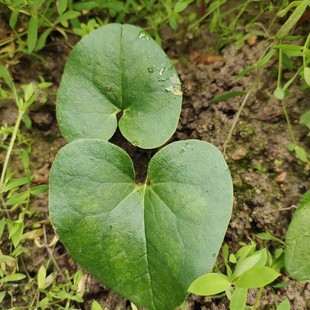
(138, 31, 150, 40)
(165, 86, 183, 96)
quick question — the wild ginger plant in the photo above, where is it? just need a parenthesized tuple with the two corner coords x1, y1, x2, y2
(49, 24, 234, 310)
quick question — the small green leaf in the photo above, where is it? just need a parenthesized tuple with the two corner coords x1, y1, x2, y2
(12, 0, 24, 7)
(256, 231, 285, 245)
(169, 15, 178, 30)
(57, 0, 68, 15)
(23, 83, 35, 102)
(7, 220, 24, 247)
(19, 150, 30, 169)
(102, 2, 124, 12)
(38, 81, 53, 89)
(37, 265, 46, 290)
(73, 269, 83, 286)
(30, 185, 48, 195)
(235, 243, 256, 259)
(285, 190, 310, 281)
(0, 218, 5, 239)
(35, 28, 52, 51)
(130, 302, 138, 310)
(44, 273, 55, 288)
(56, 289, 72, 299)
(233, 249, 268, 278)
(174, 1, 189, 13)
(0, 291, 6, 303)
(303, 67, 310, 86)
(188, 273, 231, 296)
(274, 87, 285, 100)
(54, 11, 80, 24)
(226, 264, 233, 278)
(294, 145, 309, 163)
(272, 249, 285, 271)
(221, 243, 229, 263)
(238, 64, 255, 77)
(300, 110, 310, 129)
(275, 44, 303, 57)
(287, 142, 296, 152)
(71, 295, 84, 302)
(38, 297, 49, 307)
(27, 15, 38, 54)
(272, 282, 291, 288)
(33, 0, 45, 10)
(0, 64, 13, 89)
(74, 1, 99, 11)
(21, 228, 44, 240)
(277, 1, 302, 17)
(6, 191, 29, 206)
(0, 273, 26, 283)
(9, 10, 19, 29)
(277, 298, 290, 310)
(211, 91, 245, 103)
(258, 49, 276, 67)
(0, 254, 16, 264)
(22, 114, 32, 129)
(234, 266, 280, 288)
(230, 287, 248, 310)
(276, 1, 308, 39)
(229, 253, 237, 264)
(12, 244, 23, 257)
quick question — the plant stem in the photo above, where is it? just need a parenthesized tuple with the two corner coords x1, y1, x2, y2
(252, 287, 263, 310)
(223, 91, 252, 155)
(281, 101, 296, 144)
(303, 33, 310, 66)
(277, 47, 283, 88)
(0, 102, 24, 192)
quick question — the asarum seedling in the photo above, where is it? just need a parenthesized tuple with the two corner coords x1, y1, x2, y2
(49, 24, 234, 310)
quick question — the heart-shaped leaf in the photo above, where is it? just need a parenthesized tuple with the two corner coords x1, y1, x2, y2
(49, 139, 233, 309)
(285, 190, 310, 281)
(56, 24, 182, 149)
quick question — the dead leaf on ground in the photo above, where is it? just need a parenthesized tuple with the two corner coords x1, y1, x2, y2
(247, 35, 258, 46)
(189, 51, 224, 65)
(232, 147, 248, 160)
(275, 171, 287, 183)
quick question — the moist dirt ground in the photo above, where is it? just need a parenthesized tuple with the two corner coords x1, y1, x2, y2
(1, 22, 310, 310)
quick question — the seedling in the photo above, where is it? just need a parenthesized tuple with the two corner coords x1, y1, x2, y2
(0, 70, 51, 306)
(49, 24, 233, 310)
(189, 240, 285, 310)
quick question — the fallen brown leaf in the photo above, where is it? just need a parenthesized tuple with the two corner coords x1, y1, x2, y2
(189, 51, 224, 64)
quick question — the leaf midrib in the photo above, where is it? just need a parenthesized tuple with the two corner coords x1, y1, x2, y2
(138, 185, 156, 310)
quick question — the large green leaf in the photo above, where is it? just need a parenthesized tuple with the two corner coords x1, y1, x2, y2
(285, 190, 310, 281)
(49, 139, 233, 310)
(57, 24, 182, 149)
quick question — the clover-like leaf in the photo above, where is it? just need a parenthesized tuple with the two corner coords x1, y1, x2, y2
(285, 190, 310, 281)
(57, 24, 182, 149)
(49, 139, 233, 310)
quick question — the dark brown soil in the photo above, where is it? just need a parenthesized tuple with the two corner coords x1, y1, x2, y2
(1, 23, 310, 310)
